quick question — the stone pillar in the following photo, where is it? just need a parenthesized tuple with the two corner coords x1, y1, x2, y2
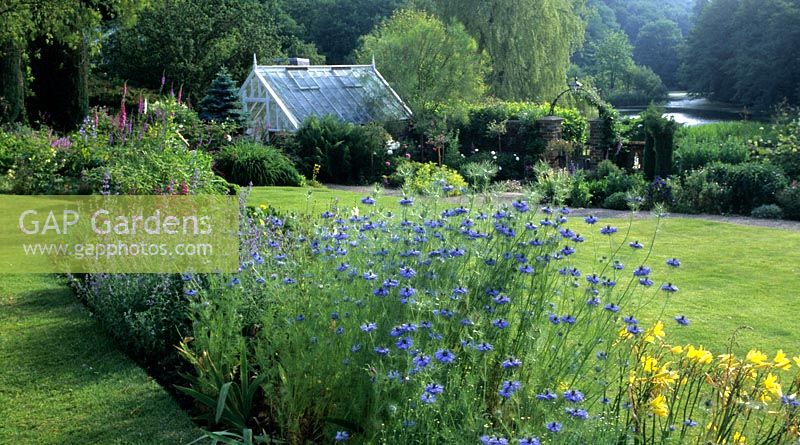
(587, 118, 607, 167)
(535, 116, 564, 144)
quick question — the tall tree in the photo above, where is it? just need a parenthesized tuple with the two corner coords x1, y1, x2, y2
(433, 0, 587, 101)
(589, 31, 634, 92)
(355, 9, 487, 113)
(682, 0, 799, 108)
(104, 0, 318, 104)
(0, 0, 147, 129)
(633, 19, 683, 88)
(284, 0, 408, 64)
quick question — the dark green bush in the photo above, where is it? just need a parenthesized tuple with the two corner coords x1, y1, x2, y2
(671, 169, 732, 214)
(777, 186, 800, 220)
(705, 162, 788, 214)
(215, 141, 302, 187)
(292, 116, 390, 184)
(750, 204, 783, 219)
(603, 192, 630, 210)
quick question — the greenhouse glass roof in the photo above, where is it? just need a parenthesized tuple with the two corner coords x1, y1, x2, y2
(254, 65, 411, 127)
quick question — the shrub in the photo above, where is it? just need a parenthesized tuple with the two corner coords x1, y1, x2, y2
(292, 116, 390, 184)
(73, 274, 189, 360)
(777, 185, 800, 220)
(750, 204, 783, 219)
(460, 160, 499, 191)
(568, 170, 593, 207)
(641, 106, 677, 180)
(671, 169, 732, 214)
(394, 160, 467, 196)
(705, 162, 788, 214)
(673, 135, 750, 175)
(532, 161, 571, 204)
(603, 191, 630, 210)
(215, 142, 302, 187)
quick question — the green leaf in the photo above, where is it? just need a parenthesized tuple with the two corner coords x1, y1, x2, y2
(216, 382, 233, 424)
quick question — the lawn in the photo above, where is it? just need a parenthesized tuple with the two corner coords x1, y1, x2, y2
(250, 186, 800, 355)
(0, 274, 200, 445)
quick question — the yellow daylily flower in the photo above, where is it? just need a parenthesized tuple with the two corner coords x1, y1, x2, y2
(732, 431, 746, 444)
(649, 394, 669, 417)
(670, 345, 684, 354)
(644, 321, 666, 343)
(641, 356, 659, 374)
(687, 345, 713, 365)
(746, 349, 768, 366)
(773, 350, 791, 371)
(763, 373, 782, 398)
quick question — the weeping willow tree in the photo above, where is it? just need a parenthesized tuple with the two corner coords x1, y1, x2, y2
(433, 0, 586, 101)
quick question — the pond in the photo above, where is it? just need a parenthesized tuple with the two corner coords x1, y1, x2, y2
(617, 92, 758, 126)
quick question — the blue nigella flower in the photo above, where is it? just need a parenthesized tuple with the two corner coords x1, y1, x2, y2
(629, 240, 644, 249)
(519, 265, 535, 274)
(360, 322, 377, 333)
(395, 336, 413, 350)
(361, 196, 375, 205)
(623, 315, 638, 324)
(480, 435, 509, 445)
(420, 392, 437, 404)
(498, 380, 522, 399)
(399, 197, 414, 206)
(584, 215, 598, 224)
(435, 349, 456, 364)
(512, 200, 529, 212)
(536, 390, 557, 401)
(613, 261, 625, 270)
(185, 289, 197, 296)
(563, 389, 585, 403)
(363, 271, 378, 280)
(425, 383, 444, 395)
(565, 407, 589, 420)
(586, 274, 601, 285)
(492, 318, 510, 329)
(337, 263, 350, 272)
(661, 283, 679, 292)
(493, 295, 511, 305)
(627, 325, 644, 335)
(334, 431, 349, 442)
(545, 422, 562, 433)
(412, 354, 431, 369)
(475, 342, 493, 352)
(674, 315, 690, 325)
(683, 419, 698, 427)
(519, 437, 541, 445)
(639, 278, 654, 287)
(374, 346, 390, 356)
(633, 266, 651, 277)
(373, 287, 389, 297)
(399, 267, 416, 279)
(502, 358, 522, 368)
(600, 225, 617, 235)
(229, 277, 241, 286)
(667, 258, 681, 267)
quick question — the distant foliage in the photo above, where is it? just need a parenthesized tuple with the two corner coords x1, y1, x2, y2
(682, 0, 800, 108)
(215, 142, 302, 187)
(641, 106, 678, 180)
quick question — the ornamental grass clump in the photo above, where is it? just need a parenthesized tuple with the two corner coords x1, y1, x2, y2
(178, 194, 800, 444)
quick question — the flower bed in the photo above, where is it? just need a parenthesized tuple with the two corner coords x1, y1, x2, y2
(175, 195, 800, 444)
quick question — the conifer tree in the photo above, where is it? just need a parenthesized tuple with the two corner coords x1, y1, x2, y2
(199, 67, 246, 126)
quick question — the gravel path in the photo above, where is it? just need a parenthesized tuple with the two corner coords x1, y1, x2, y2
(326, 184, 800, 232)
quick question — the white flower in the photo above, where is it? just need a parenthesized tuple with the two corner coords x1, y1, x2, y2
(387, 150, 394, 155)
(490, 151, 496, 155)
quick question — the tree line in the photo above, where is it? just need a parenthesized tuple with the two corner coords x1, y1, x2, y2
(1, 0, 797, 132)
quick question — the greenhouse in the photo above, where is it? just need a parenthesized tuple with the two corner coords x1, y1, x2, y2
(240, 57, 412, 138)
